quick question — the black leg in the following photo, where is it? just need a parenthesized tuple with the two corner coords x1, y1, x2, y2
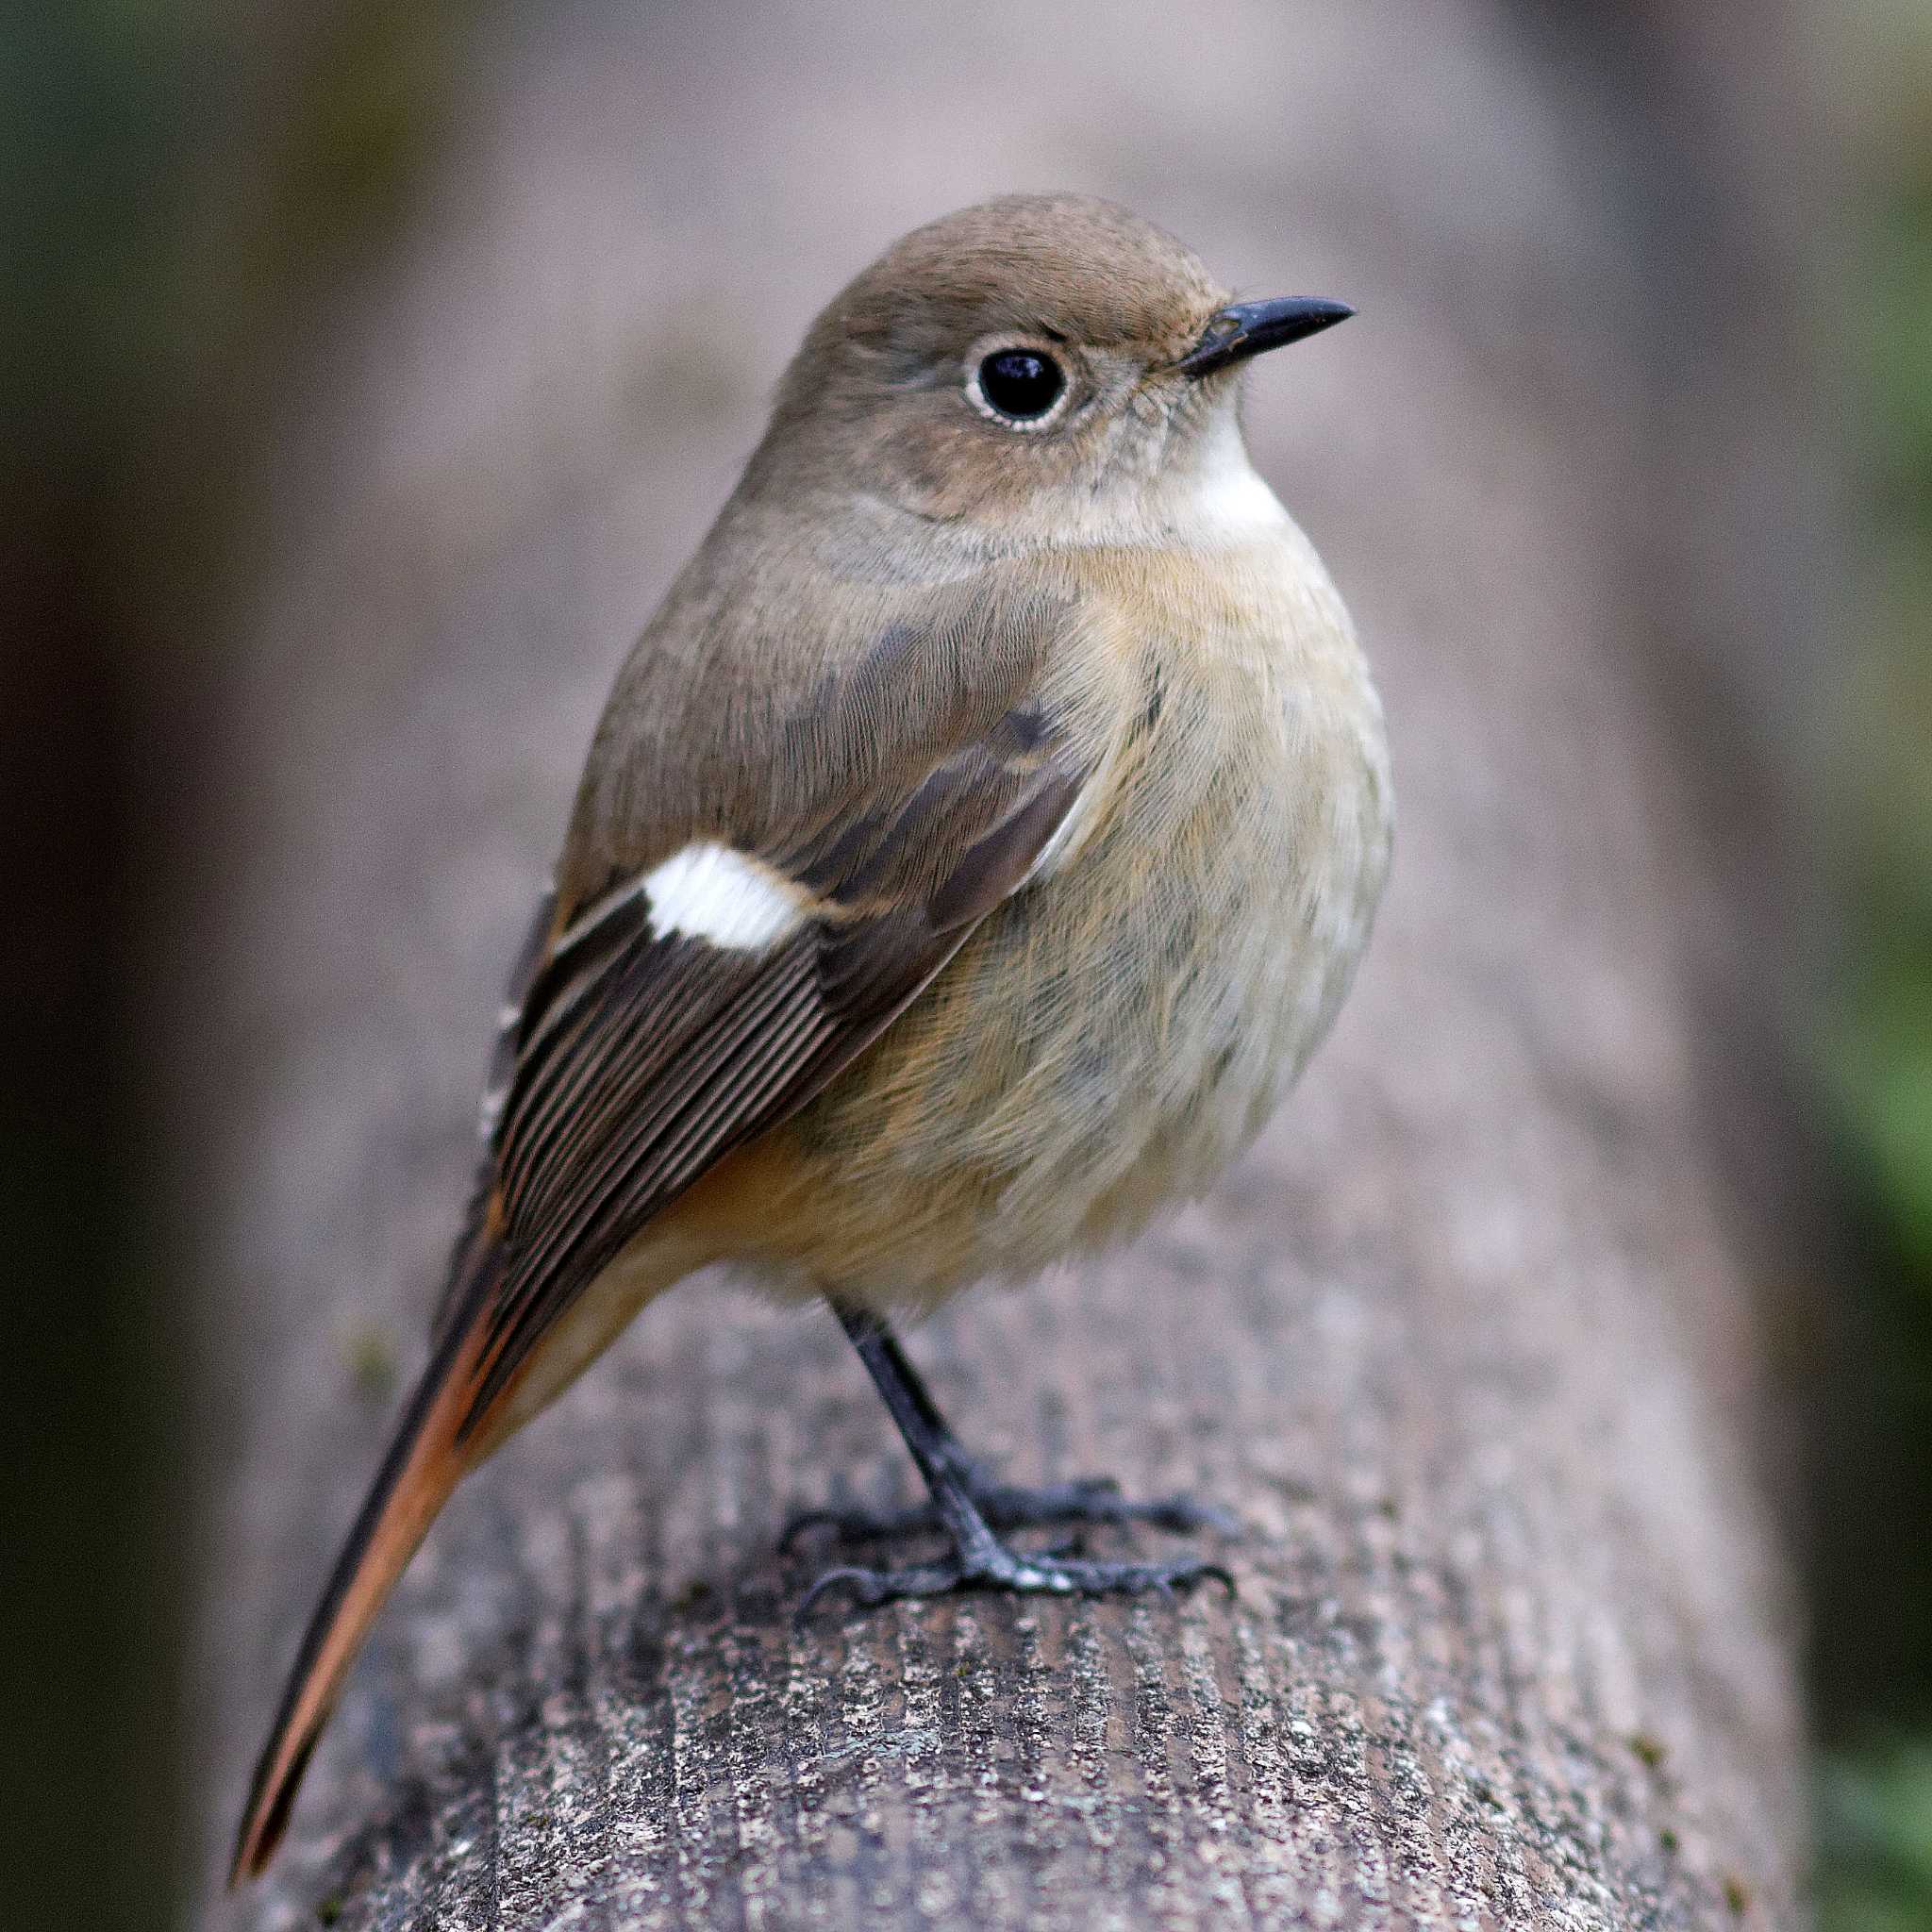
(784, 1307, 1235, 1546)
(793, 1306, 1235, 1617)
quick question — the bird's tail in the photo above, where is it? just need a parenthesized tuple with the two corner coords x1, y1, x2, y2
(228, 1213, 715, 1883)
(227, 1280, 496, 1884)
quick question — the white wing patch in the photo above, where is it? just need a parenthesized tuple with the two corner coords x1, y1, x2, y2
(642, 841, 807, 950)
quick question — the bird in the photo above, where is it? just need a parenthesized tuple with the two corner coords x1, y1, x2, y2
(230, 192, 1391, 1882)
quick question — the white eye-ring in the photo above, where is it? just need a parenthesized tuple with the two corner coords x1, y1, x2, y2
(966, 343, 1072, 430)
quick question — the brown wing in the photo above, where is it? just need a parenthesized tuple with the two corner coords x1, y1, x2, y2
(450, 724, 1086, 1432)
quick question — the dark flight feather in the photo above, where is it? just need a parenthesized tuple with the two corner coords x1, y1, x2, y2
(457, 741, 1085, 1431)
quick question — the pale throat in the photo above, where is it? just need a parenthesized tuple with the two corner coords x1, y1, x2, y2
(1174, 412, 1293, 540)
(1037, 406, 1291, 553)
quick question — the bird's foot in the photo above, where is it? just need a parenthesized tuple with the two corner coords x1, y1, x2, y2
(796, 1541, 1234, 1620)
(780, 1469, 1237, 1551)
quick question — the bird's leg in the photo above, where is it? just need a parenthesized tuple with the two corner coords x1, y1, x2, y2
(792, 1306, 1234, 1616)
(782, 1314, 1234, 1545)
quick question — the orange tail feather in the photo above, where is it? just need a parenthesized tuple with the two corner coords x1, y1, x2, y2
(228, 1310, 491, 1884)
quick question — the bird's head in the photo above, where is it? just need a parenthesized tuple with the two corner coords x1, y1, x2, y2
(753, 192, 1351, 547)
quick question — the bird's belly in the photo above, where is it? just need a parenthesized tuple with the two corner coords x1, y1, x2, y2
(753, 647, 1391, 1309)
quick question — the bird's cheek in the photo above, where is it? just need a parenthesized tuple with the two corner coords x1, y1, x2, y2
(893, 424, 1008, 520)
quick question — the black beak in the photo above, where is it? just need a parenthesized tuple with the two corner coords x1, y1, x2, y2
(1176, 296, 1355, 379)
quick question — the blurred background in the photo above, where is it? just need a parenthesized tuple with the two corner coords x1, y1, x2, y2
(5, 1, 1929, 1924)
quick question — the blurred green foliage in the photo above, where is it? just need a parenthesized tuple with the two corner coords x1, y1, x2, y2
(1837, 6, 1932, 1274)
(1824, 1743, 1932, 1931)
(1822, 8, 1932, 1928)
(1837, 142, 1932, 1280)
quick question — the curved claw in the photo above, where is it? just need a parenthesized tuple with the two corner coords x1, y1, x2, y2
(794, 1559, 959, 1623)
(794, 1564, 878, 1622)
(1191, 1560, 1239, 1598)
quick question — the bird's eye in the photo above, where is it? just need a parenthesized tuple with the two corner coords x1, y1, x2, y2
(973, 348, 1066, 426)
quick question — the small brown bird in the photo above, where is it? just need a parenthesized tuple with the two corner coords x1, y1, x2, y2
(231, 192, 1391, 1881)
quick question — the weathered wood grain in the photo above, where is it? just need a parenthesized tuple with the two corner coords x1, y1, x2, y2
(186, 2, 1821, 1924)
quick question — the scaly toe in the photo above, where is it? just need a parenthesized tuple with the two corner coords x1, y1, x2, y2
(794, 1544, 1235, 1621)
(778, 1497, 943, 1552)
(794, 1557, 963, 1621)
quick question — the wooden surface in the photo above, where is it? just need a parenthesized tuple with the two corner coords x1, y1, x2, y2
(186, 3, 1822, 1924)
